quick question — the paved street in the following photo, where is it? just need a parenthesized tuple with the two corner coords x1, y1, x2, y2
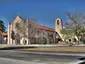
(0, 57, 39, 64)
(0, 50, 84, 64)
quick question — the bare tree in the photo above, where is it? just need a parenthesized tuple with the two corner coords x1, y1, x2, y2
(27, 18, 38, 44)
(15, 20, 27, 44)
(15, 18, 38, 44)
(63, 12, 85, 45)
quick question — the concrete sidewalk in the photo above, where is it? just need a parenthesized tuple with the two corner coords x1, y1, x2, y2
(0, 44, 68, 49)
(0, 44, 85, 50)
(0, 44, 63, 50)
(1, 44, 85, 47)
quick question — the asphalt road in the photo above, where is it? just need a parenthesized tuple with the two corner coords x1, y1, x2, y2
(0, 50, 84, 64)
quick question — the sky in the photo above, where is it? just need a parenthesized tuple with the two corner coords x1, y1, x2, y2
(0, 0, 85, 31)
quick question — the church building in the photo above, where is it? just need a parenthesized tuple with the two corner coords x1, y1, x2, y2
(7, 15, 63, 45)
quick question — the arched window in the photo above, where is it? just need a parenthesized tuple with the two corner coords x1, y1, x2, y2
(57, 20, 59, 25)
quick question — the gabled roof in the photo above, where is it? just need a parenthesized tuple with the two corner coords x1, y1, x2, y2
(11, 15, 56, 32)
(11, 15, 25, 24)
(15, 15, 25, 21)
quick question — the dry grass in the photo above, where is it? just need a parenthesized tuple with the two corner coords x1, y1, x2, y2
(26, 47, 85, 53)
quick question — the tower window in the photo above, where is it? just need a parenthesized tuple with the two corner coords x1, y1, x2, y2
(57, 20, 59, 25)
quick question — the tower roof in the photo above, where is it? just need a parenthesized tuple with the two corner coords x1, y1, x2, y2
(55, 18, 62, 21)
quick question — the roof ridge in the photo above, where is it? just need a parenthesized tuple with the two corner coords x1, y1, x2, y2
(39, 24, 54, 30)
(38, 24, 55, 32)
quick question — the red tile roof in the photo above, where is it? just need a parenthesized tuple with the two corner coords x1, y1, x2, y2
(0, 31, 7, 36)
(38, 25, 55, 32)
(2, 32, 7, 37)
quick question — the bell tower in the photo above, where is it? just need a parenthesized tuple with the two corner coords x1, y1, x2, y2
(55, 18, 63, 34)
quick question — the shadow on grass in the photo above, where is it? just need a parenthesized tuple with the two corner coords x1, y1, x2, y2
(0, 46, 36, 50)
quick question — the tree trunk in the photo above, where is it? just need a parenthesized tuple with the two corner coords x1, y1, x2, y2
(77, 37, 80, 45)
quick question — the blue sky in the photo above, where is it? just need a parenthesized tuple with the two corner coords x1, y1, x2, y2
(0, 0, 85, 31)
